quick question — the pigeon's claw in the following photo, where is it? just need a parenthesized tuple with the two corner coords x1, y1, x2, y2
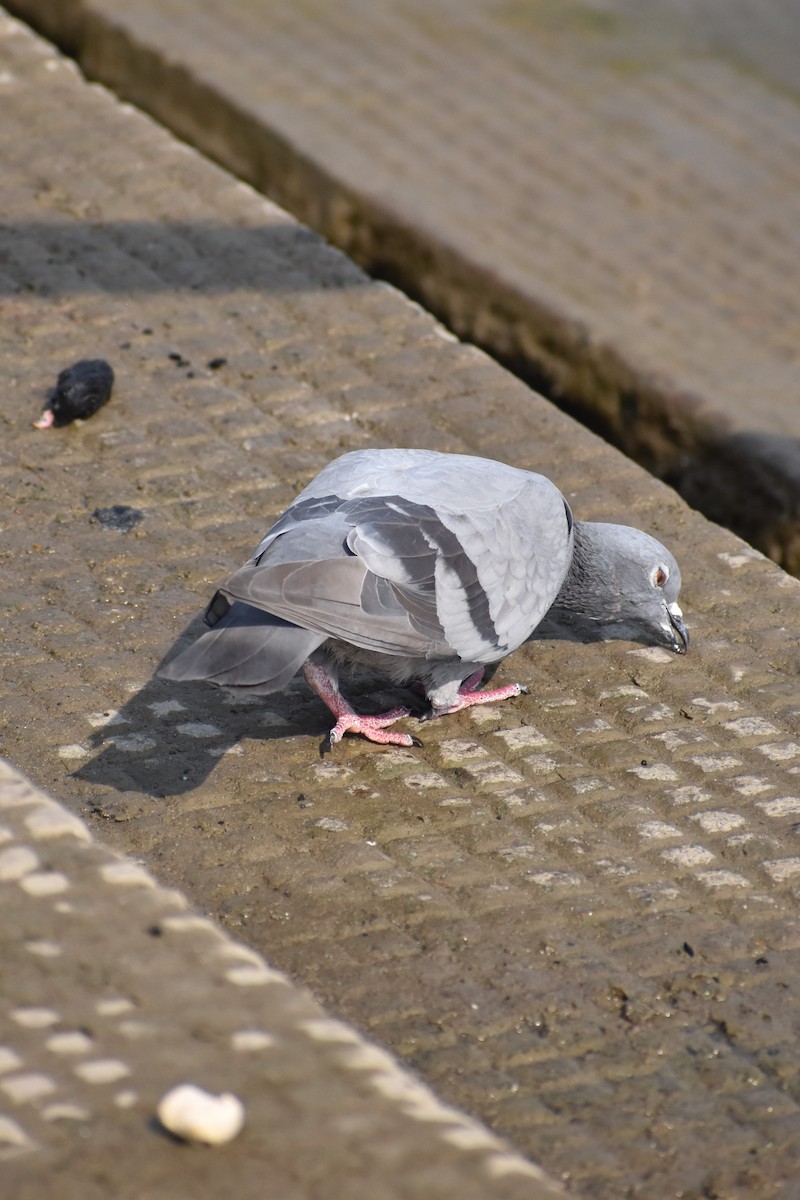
(302, 661, 418, 749)
(327, 707, 415, 747)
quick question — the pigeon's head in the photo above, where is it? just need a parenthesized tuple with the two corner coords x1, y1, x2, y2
(598, 524, 688, 653)
(543, 521, 689, 653)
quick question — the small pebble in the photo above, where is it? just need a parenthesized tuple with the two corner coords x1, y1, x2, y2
(157, 1084, 245, 1145)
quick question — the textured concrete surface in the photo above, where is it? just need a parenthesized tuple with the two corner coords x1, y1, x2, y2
(7, 0, 800, 570)
(0, 762, 552, 1200)
(1, 13, 800, 1200)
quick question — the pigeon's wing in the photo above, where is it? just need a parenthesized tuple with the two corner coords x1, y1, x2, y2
(220, 457, 574, 663)
(342, 479, 573, 662)
(158, 598, 326, 692)
(215, 501, 450, 662)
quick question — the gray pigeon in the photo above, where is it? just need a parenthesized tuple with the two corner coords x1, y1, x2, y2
(159, 448, 688, 749)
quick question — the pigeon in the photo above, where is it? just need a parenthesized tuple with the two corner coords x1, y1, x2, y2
(33, 359, 114, 429)
(159, 448, 688, 750)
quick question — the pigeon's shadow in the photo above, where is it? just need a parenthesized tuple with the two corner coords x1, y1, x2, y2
(73, 615, 425, 799)
(73, 599, 671, 801)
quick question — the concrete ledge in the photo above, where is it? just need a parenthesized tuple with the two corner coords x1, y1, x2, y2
(0, 761, 554, 1198)
(7, 0, 800, 571)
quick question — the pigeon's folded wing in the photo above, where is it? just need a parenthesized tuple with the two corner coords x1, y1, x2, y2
(219, 475, 573, 663)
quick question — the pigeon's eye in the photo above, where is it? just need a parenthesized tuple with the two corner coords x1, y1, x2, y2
(653, 566, 668, 588)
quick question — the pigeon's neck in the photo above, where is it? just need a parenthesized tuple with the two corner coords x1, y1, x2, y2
(553, 521, 615, 619)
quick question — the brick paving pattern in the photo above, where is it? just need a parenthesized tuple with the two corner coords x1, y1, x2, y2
(0, 762, 552, 1199)
(1, 13, 799, 1199)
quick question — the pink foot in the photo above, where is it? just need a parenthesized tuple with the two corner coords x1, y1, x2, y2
(430, 668, 528, 717)
(328, 707, 419, 749)
(301, 661, 420, 752)
(33, 409, 55, 429)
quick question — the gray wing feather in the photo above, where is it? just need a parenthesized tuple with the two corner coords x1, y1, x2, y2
(220, 557, 440, 657)
(158, 600, 325, 692)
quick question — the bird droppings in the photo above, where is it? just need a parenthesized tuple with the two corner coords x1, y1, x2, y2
(156, 1084, 245, 1145)
(33, 359, 114, 429)
(91, 505, 144, 533)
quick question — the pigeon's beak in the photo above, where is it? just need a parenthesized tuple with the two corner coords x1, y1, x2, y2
(664, 601, 689, 654)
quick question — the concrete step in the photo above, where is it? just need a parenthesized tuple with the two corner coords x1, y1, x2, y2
(0, 762, 552, 1198)
(7, 0, 800, 571)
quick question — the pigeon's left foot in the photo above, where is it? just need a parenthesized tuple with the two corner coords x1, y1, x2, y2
(32, 410, 55, 430)
(428, 668, 528, 718)
(302, 662, 420, 751)
(326, 708, 419, 750)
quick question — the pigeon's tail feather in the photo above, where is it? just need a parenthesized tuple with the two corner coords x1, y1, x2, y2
(158, 600, 325, 693)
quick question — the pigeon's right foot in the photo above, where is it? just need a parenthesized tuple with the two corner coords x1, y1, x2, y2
(422, 668, 528, 719)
